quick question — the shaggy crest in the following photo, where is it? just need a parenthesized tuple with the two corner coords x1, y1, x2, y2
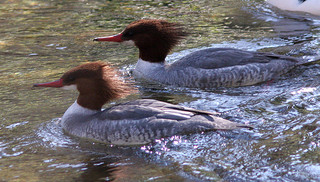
(122, 19, 187, 62)
(61, 61, 134, 110)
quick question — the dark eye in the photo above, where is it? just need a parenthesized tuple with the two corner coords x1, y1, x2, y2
(123, 31, 134, 37)
(67, 76, 76, 82)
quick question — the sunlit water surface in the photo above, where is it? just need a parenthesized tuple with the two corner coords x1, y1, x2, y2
(1, 0, 320, 181)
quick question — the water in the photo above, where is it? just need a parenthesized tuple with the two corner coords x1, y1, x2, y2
(1, 0, 320, 181)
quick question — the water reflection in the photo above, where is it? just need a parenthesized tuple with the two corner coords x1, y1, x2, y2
(78, 156, 119, 182)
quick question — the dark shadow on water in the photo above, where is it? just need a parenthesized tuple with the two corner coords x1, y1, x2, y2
(79, 156, 119, 182)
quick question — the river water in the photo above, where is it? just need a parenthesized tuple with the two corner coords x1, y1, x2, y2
(1, 0, 320, 181)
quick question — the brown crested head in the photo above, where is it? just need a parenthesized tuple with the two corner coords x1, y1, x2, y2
(121, 19, 187, 62)
(61, 62, 134, 110)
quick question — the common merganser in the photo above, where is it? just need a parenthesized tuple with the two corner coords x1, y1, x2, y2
(267, 0, 320, 16)
(33, 62, 252, 145)
(93, 19, 304, 88)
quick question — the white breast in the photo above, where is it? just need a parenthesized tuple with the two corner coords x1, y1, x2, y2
(133, 58, 167, 81)
(61, 101, 98, 124)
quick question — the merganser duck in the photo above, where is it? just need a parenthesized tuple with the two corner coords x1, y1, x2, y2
(267, 0, 320, 16)
(93, 19, 303, 88)
(34, 62, 252, 145)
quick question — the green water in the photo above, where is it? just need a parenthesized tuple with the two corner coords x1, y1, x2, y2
(1, 0, 320, 181)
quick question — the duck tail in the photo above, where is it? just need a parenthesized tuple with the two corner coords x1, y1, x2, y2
(297, 56, 320, 66)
